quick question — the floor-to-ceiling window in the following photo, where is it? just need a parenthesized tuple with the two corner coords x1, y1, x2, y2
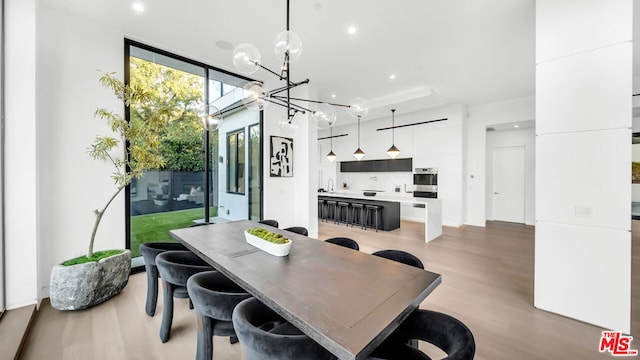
(125, 40, 262, 269)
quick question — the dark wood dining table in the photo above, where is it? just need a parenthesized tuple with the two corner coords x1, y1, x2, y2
(169, 220, 441, 360)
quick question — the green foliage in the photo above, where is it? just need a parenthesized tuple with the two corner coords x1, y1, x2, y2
(90, 72, 166, 188)
(62, 250, 124, 266)
(129, 57, 216, 172)
(86, 71, 170, 258)
(247, 227, 290, 244)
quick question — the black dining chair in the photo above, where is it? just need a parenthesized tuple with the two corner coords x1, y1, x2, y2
(284, 226, 308, 236)
(187, 271, 251, 360)
(368, 309, 475, 360)
(156, 250, 213, 343)
(139, 242, 189, 316)
(325, 237, 359, 251)
(371, 249, 425, 351)
(258, 219, 279, 228)
(232, 297, 337, 360)
(371, 249, 424, 269)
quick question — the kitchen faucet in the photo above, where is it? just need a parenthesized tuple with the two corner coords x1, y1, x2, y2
(327, 179, 334, 193)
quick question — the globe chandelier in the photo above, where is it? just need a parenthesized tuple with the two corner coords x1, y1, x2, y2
(231, 0, 369, 131)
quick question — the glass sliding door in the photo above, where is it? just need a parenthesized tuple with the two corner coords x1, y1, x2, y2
(125, 40, 263, 269)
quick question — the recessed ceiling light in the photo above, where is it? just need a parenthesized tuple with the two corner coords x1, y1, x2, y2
(513, 124, 520, 128)
(331, 94, 336, 98)
(389, 74, 396, 80)
(132, 2, 145, 12)
(347, 26, 357, 34)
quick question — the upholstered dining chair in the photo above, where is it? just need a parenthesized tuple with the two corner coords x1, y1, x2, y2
(232, 297, 337, 360)
(139, 242, 188, 316)
(367, 309, 475, 360)
(156, 250, 213, 343)
(371, 249, 424, 269)
(187, 271, 251, 360)
(258, 219, 279, 228)
(283, 226, 308, 236)
(324, 237, 360, 251)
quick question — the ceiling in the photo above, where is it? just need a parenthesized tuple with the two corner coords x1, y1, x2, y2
(39, 1, 638, 122)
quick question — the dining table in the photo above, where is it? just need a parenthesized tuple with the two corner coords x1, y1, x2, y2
(169, 220, 442, 360)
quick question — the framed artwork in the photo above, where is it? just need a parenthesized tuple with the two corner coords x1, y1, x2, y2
(270, 136, 293, 177)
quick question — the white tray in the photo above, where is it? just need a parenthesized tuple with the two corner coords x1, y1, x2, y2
(244, 230, 291, 256)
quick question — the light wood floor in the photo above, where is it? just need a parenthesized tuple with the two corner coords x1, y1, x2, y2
(19, 221, 639, 359)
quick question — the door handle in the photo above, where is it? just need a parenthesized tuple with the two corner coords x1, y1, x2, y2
(494, 192, 500, 195)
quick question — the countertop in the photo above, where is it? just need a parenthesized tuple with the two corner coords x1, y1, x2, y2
(319, 191, 441, 205)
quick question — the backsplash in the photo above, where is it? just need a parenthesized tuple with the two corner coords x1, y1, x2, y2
(336, 172, 413, 193)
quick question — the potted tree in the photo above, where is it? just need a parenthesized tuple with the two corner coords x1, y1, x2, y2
(49, 72, 166, 310)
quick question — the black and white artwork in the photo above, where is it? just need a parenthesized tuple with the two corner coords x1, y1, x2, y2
(270, 136, 293, 177)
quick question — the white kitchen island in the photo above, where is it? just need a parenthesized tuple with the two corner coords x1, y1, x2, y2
(319, 191, 443, 242)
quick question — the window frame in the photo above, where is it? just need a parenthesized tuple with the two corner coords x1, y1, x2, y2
(227, 127, 246, 195)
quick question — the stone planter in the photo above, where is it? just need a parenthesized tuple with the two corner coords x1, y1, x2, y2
(50, 249, 131, 310)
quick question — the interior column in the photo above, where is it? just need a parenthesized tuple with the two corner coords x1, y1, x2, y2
(535, 0, 633, 332)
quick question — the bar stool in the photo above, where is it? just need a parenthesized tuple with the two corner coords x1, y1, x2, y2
(364, 204, 382, 232)
(350, 203, 364, 229)
(336, 201, 350, 225)
(325, 200, 337, 223)
(318, 199, 326, 222)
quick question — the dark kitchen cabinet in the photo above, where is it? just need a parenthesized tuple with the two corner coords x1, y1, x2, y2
(340, 158, 412, 172)
(387, 158, 412, 171)
(340, 161, 361, 172)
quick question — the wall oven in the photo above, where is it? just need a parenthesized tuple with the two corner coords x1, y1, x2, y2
(413, 168, 437, 198)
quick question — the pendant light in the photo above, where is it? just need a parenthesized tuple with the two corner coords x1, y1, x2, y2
(231, 0, 368, 126)
(386, 109, 400, 159)
(326, 125, 337, 162)
(353, 115, 365, 160)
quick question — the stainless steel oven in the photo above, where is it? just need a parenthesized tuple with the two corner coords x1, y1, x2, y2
(413, 168, 437, 198)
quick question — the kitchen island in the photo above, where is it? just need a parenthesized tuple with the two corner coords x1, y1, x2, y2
(319, 191, 443, 242)
(318, 194, 400, 231)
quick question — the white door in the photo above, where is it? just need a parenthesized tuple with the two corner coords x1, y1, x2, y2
(492, 146, 525, 223)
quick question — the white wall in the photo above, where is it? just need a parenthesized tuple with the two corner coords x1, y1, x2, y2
(36, 4, 126, 300)
(464, 96, 535, 226)
(217, 110, 260, 221)
(319, 104, 465, 227)
(262, 83, 318, 237)
(485, 128, 535, 225)
(5, 0, 39, 309)
(535, 0, 632, 333)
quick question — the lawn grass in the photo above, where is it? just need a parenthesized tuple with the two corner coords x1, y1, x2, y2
(130, 207, 217, 257)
